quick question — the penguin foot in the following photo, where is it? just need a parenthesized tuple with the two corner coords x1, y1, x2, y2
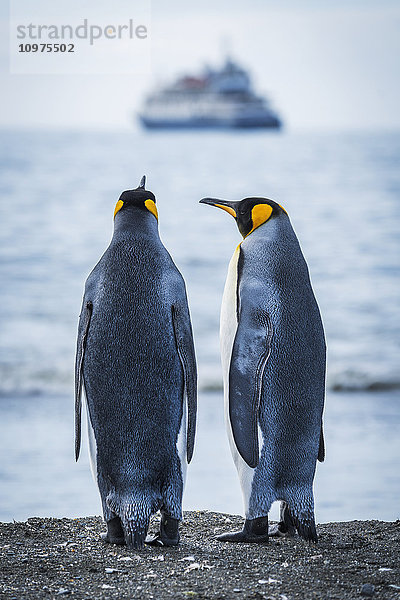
(268, 501, 297, 538)
(145, 532, 179, 547)
(216, 516, 269, 543)
(268, 521, 296, 538)
(101, 516, 126, 545)
(145, 513, 180, 547)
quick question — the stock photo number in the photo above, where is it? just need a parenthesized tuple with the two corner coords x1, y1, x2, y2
(18, 43, 75, 52)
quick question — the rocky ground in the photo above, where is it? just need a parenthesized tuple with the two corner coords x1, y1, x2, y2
(0, 512, 399, 599)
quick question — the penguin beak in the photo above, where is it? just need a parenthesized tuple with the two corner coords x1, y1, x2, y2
(199, 197, 238, 219)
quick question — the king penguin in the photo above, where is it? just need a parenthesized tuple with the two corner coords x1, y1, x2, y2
(75, 176, 197, 549)
(200, 195, 325, 543)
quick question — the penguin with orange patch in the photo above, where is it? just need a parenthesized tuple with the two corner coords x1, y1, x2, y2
(75, 177, 197, 549)
(200, 196, 325, 543)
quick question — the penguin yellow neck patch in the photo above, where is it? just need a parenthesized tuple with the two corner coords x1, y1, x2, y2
(215, 204, 237, 218)
(278, 203, 288, 214)
(114, 200, 124, 218)
(246, 204, 273, 237)
(145, 199, 158, 220)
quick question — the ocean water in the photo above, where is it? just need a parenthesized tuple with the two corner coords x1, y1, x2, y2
(0, 128, 399, 524)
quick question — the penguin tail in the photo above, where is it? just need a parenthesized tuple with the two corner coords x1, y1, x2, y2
(285, 494, 318, 543)
(106, 491, 152, 550)
(292, 512, 318, 543)
(122, 520, 149, 550)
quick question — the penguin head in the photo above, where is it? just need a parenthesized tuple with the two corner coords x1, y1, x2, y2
(199, 196, 287, 238)
(113, 175, 158, 221)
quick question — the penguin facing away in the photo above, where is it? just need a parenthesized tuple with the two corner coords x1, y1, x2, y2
(200, 196, 325, 543)
(75, 176, 197, 549)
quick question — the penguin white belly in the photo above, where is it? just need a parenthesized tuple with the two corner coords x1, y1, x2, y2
(220, 246, 255, 516)
(85, 395, 97, 482)
(176, 393, 188, 490)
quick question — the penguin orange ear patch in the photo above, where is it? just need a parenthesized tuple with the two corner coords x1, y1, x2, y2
(114, 200, 124, 218)
(247, 204, 273, 237)
(145, 199, 158, 220)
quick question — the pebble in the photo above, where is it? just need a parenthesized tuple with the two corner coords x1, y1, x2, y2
(105, 567, 120, 573)
(360, 583, 375, 597)
(185, 562, 200, 573)
(258, 577, 280, 585)
(56, 589, 71, 596)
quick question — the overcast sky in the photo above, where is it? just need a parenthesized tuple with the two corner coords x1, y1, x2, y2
(1, 0, 399, 131)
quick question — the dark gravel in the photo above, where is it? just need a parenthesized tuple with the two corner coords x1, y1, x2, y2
(1, 511, 399, 599)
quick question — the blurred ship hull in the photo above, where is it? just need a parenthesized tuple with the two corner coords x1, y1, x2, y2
(139, 115, 281, 129)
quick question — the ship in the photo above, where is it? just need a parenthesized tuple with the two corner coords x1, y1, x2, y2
(138, 58, 282, 130)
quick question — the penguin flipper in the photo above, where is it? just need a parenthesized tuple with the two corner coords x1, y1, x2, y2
(229, 308, 272, 469)
(171, 304, 197, 463)
(74, 300, 93, 461)
(318, 426, 325, 462)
